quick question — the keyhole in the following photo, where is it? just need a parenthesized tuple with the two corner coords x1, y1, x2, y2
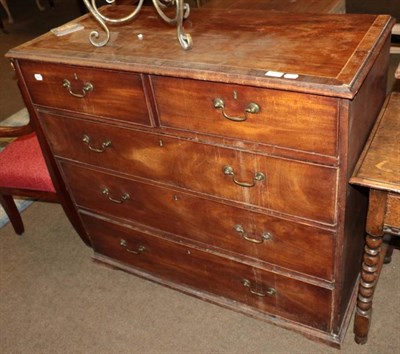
(233, 91, 238, 100)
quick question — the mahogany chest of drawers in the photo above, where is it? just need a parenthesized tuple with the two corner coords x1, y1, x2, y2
(6, 6, 394, 347)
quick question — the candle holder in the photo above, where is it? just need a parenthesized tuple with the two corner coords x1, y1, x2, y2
(83, 0, 193, 50)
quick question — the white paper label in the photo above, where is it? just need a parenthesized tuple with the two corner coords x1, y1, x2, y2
(265, 71, 284, 78)
(283, 73, 299, 79)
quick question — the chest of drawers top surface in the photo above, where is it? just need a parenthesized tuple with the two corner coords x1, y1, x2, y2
(202, 0, 345, 13)
(7, 6, 393, 98)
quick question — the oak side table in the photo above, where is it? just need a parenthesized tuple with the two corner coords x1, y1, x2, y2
(351, 91, 400, 344)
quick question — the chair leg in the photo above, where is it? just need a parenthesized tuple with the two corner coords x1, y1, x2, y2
(0, 15, 7, 33)
(0, 194, 24, 235)
(384, 244, 395, 264)
(0, 0, 13, 23)
(36, 0, 45, 11)
(383, 234, 394, 264)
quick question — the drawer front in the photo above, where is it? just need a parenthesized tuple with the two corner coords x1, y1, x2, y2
(151, 77, 338, 156)
(61, 162, 335, 280)
(82, 213, 332, 331)
(20, 61, 151, 125)
(40, 113, 337, 223)
(386, 193, 400, 229)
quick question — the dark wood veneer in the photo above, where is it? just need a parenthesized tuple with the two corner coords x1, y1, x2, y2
(6, 6, 394, 348)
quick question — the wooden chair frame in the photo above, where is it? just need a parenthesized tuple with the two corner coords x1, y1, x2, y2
(0, 120, 58, 235)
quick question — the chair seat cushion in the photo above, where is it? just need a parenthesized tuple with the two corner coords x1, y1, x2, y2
(0, 133, 55, 192)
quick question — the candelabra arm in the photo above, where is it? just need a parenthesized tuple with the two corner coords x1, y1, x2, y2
(152, 0, 175, 24)
(177, 1, 192, 49)
(153, 0, 192, 49)
(83, 0, 192, 50)
(93, 0, 144, 23)
(83, 0, 111, 47)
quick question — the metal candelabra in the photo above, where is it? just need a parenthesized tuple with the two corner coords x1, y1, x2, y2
(83, 0, 193, 49)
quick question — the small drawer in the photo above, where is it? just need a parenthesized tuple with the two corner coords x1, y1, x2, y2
(82, 213, 332, 331)
(151, 76, 339, 156)
(385, 193, 400, 229)
(61, 162, 335, 280)
(19, 61, 152, 125)
(41, 112, 337, 223)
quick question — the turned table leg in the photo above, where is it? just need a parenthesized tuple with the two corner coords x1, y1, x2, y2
(354, 189, 387, 344)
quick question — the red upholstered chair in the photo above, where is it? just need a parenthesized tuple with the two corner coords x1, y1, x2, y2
(0, 120, 57, 235)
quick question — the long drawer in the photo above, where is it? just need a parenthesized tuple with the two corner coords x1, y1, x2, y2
(61, 162, 334, 280)
(40, 112, 338, 224)
(151, 76, 339, 156)
(20, 61, 152, 125)
(81, 212, 332, 331)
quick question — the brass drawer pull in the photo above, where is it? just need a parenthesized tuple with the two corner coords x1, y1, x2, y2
(82, 134, 111, 153)
(242, 279, 276, 297)
(120, 239, 145, 255)
(223, 165, 265, 188)
(234, 224, 273, 244)
(213, 98, 260, 122)
(62, 78, 93, 98)
(102, 188, 130, 204)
